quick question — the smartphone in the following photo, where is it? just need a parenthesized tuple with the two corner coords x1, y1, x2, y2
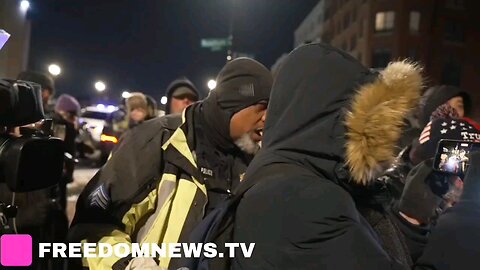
(433, 139, 480, 177)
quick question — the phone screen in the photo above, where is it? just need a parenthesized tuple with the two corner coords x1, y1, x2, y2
(433, 140, 480, 176)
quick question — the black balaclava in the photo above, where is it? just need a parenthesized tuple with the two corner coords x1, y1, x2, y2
(200, 57, 273, 151)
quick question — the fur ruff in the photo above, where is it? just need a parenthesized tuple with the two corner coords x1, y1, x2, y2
(345, 60, 423, 185)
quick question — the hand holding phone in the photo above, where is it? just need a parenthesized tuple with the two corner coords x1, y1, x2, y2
(459, 151, 480, 203)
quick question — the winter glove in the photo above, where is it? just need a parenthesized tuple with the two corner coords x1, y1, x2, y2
(398, 158, 448, 225)
(458, 151, 480, 204)
(126, 257, 166, 270)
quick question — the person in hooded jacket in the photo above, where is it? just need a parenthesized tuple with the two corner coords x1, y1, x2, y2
(53, 94, 81, 185)
(68, 58, 272, 270)
(226, 43, 423, 270)
(417, 86, 472, 129)
(145, 94, 158, 119)
(218, 43, 480, 270)
(365, 99, 480, 263)
(413, 151, 480, 270)
(164, 77, 199, 115)
(125, 92, 149, 128)
(17, 70, 56, 117)
(379, 85, 473, 200)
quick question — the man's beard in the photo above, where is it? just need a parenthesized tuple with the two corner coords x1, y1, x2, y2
(235, 133, 261, 155)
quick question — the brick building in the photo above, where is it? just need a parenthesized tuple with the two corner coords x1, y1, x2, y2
(296, 0, 480, 119)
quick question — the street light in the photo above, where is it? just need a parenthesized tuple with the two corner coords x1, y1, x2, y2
(122, 91, 132, 99)
(95, 81, 106, 92)
(20, 0, 30, 12)
(160, 96, 168, 105)
(207, 79, 217, 91)
(48, 64, 61, 76)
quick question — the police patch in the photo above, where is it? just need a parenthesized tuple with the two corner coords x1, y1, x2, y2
(88, 184, 110, 210)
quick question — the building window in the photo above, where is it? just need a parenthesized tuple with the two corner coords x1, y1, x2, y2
(344, 12, 350, 30)
(441, 56, 462, 86)
(372, 49, 392, 68)
(375, 11, 395, 32)
(358, 52, 363, 63)
(408, 48, 418, 61)
(342, 41, 348, 51)
(445, 0, 465, 9)
(352, 6, 357, 22)
(444, 20, 465, 42)
(359, 19, 364, 38)
(409, 11, 420, 32)
(350, 34, 357, 50)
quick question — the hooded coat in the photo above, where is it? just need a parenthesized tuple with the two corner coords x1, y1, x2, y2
(230, 44, 425, 269)
(417, 85, 472, 128)
(165, 78, 199, 114)
(378, 86, 473, 201)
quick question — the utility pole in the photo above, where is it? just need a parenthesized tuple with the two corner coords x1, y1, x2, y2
(227, 0, 234, 61)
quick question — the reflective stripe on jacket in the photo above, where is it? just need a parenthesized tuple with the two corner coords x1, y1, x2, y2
(68, 109, 207, 270)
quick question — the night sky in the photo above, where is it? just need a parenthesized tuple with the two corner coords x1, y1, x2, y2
(27, 0, 319, 104)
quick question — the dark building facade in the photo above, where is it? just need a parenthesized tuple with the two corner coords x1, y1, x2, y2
(0, 0, 31, 79)
(320, 0, 479, 119)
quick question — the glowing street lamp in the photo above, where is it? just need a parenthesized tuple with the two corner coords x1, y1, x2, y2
(122, 91, 132, 99)
(48, 64, 61, 76)
(20, 0, 30, 12)
(207, 79, 217, 91)
(95, 81, 106, 92)
(160, 96, 168, 105)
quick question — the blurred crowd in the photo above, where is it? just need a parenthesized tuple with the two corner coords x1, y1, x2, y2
(3, 43, 480, 270)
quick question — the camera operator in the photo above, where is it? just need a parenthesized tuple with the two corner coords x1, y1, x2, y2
(17, 71, 56, 118)
(0, 78, 64, 270)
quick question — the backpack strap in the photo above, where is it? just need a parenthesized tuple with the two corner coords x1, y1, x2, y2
(185, 162, 309, 270)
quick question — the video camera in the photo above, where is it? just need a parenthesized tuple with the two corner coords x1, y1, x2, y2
(0, 79, 64, 191)
(0, 79, 64, 233)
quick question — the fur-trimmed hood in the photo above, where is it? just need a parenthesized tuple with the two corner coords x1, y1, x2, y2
(253, 43, 423, 185)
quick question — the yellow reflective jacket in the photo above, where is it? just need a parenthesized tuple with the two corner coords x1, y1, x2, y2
(69, 110, 208, 270)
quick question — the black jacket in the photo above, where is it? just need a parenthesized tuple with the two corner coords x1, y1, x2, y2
(231, 44, 425, 270)
(187, 44, 426, 270)
(230, 44, 480, 270)
(414, 152, 480, 270)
